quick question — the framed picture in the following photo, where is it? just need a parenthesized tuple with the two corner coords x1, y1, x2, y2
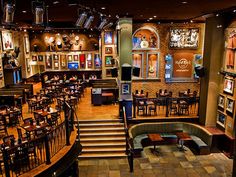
(2, 31, 14, 50)
(105, 47, 113, 54)
(74, 55, 78, 61)
(45, 55, 52, 69)
(106, 69, 112, 77)
(226, 97, 234, 113)
(104, 31, 113, 44)
(94, 54, 102, 68)
(38, 55, 44, 61)
(223, 77, 234, 95)
(67, 55, 72, 62)
(32, 55, 37, 61)
(53, 54, 59, 60)
(147, 52, 159, 78)
(132, 52, 144, 78)
(60, 54, 67, 69)
(218, 94, 225, 109)
(105, 56, 113, 67)
(121, 83, 131, 95)
(217, 111, 226, 128)
(169, 28, 199, 49)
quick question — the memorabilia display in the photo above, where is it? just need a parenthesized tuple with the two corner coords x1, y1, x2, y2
(132, 53, 143, 77)
(226, 97, 234, 113)
(94, 54, 102, 69)
(104, 31, 113, 44)
(60, 54, 67, 69)
(217, 111, 226, 128)
(32, 55, 37, 61)
(74, 55, 78, 61)
(223, 77, 234, 95)
(226, 29, 236, 49)
(45, 54, 52, 69)
(106, 69, 112, 77)
(38, 55, 44, 61)
(169, 28, 199, 49)
(121, 83, 130, 95)
(67, 55, 72, 62)
(2, 30, 14, 50)
(86, 53, 92, 69)
(80, 54, 85, 68)
(218, 94, 225, 109)
(68, 62, 79, 70)
(133, 27, 158, 49)
(105, 56, 113, 67)
(105, 47, 113, 54)
(147, 53, 158, 78)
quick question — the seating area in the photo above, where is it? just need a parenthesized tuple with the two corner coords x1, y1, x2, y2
(129, 122, 212, 155)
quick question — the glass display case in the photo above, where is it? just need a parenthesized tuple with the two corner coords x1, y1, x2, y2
(146, 52, 159, 78)
(132, 52, 143, 78)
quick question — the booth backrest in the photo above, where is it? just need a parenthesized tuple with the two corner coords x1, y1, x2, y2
(129, 122, 213, 146)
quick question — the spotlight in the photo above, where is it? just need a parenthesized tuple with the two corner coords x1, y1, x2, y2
(84, 15, 94, 29)
(97, 18, 108, 30)
(76, 10, 87, 27)
(103, 22, 113, 30)
(32, 1, 45, 25)
(2, 0, 16, 24)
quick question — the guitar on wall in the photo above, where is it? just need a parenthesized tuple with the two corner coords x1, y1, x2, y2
(149, 58, 155, 74)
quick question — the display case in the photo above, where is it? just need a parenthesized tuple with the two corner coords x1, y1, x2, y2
(146, 52, 159, 78)
(132, 52, 143, 78)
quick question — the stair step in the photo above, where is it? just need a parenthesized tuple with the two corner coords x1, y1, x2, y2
(78, 119, 122, 123)
(79, 123, 124, 127)
(80, 127, 124, 131)
(82, 147, 125, 152)
(80, 132, 125, 136)
(80, 137, 126, 142)
(79, 153, 127, 158)
(81, 142, 126, 147)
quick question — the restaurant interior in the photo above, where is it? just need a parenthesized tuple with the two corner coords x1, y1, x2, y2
(0, 0, 235, 177)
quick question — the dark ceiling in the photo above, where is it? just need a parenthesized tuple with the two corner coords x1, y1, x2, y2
(8, 0, 236, 27)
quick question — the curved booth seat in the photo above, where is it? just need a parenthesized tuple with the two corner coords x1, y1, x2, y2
(20, 130, 82, 177)
(129, 122, 213, 155)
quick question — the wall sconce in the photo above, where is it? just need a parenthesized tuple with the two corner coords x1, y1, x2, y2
(2, 0, 15, 24)
(32, 1, 45, 25)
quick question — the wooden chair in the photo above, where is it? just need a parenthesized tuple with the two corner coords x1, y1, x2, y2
(23, 117, 33, 124)
(0, 115, 8, 137)
(137, 100, 145, 116)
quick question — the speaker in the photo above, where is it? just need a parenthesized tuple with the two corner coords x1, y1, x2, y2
(133, 67, 140, 77)
(121, 65, 132, 81)
(195, 66, 205, 77)
(111, 68, 118, 77)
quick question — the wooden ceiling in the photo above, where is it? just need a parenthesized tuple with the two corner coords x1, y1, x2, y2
(8, 0, 236, 27)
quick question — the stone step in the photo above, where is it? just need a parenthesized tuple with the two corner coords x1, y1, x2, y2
(82, 147, 126, 152)
(80, 127, 124, 132)
(80, 132, 125, 137)
(79, 123, 124, 127)
(78, 152, 127, 158)
(81, 142, 126, 147)
(78, 119, 122, 124)
(80, 137, 126, 142)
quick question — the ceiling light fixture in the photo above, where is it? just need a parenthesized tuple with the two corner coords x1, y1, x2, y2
(2, 0, 16, 24)
(53, 1, 60, 4)
(84, 15, 94, 29)
(76, 10, 87, 27)
(153, 15, 157, 18)
(101, 7, 106, 10)
(233, 10, 236, 13)
(181, 1, 188, 4)
(22, 10, 27, 13)
(216, 14, 219, 17)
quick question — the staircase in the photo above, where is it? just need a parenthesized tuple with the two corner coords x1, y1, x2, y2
(78, 119, 127, 158)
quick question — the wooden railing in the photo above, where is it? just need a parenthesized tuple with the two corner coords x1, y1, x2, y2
(122, 106, 134, 172)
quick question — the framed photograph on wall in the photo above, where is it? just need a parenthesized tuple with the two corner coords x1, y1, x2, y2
(223, 77, 234, 95)
(94, 54, 102, 69)
(218, 94, 225, 109)
(217, 111, 226, 128)
(38, 55, 44, 61)
(105, 47, 113, 54)
(2, 30, 14, 50)
(45, 55, 52, 69)
(73, 55, 78, 61)
(104, 31, 113, 44)
(106, 69, 112, 77)
(147, 52, 159, 78)
(60, 54, 67, 69)
(105, 56, 113, 67)
(132, 52, 144, 78)
(169, 28, 199, 49)
(226, 97, 234, 114)
(53, 54, 59, 60)
(32, 55, 37, 61)
(67, 55, 72, 62)
(121, 83, 131, 95)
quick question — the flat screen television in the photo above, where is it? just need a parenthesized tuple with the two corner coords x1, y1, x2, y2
(68, 62, 79, 70)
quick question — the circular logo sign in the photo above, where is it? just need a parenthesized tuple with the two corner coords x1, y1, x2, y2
(176, 58, 190, 69)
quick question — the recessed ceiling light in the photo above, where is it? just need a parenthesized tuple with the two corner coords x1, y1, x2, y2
(140, 15, 143, 17)
(53, 1, 59, 4)
(22, 10, 27, 13)
(216, 14, 219, 17)
(153, 15, 157, 18)
(190, 20, 193, 23)
(49, 19, 51, 22)
(182, 1, 188, 4)
(149, 17, 153, 20)
(101, 7, 106, 10)
(233, 10, 236, 13)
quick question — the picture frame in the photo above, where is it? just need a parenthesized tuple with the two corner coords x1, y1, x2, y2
(218, 94, 225, 109)
(226, 97, 234, 114)
(45, 55, 52, 69)
(94, 54, 102, 68)
(105, 47, 113, 54)
(67, 55, 72, 62)
(53, 54, 59, 60)
(73, 55, 78, 61)
(105, 56, 113, 67)
(32, 55, 37, 61)
(38, 55, 44, 61)
(106, 69, 112, 77)
(104, 31, 113, 45)
(146, 52, 159, 78)
(217, 111, 226, 128)
(60, 54, 67, 69)
(169, 28, 199, 49)
(121, 83, 130, 95)
(223, 77, 234, 95)
(2, 30, 14, 51)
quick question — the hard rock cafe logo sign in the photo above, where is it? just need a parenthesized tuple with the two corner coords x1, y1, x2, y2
(175, 58, 191, 70)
